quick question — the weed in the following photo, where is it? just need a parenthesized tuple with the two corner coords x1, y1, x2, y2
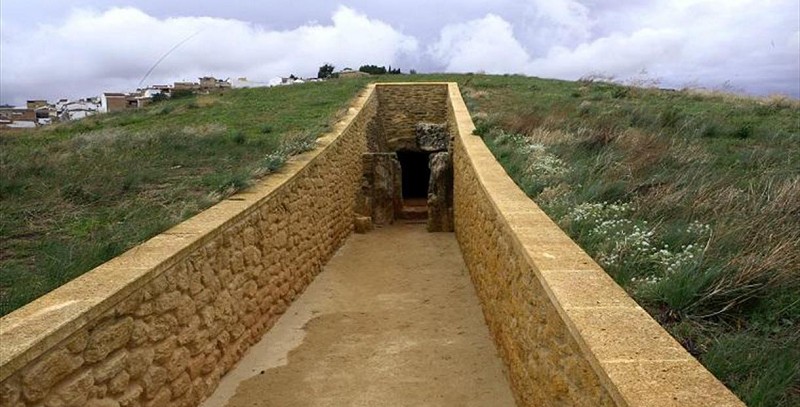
(578, 122, 619, 150)
(659, 106, 683, 128)
(231, 130, 246, 145)
(472, 117, 492, 137)
(261, 152, 287, 174)
(505, 112, 545, 135)
(612, 86, 629, 99)
(703, 333, 800, 407)
(700, 121, 722, 138)
(733, 122, 754, 139)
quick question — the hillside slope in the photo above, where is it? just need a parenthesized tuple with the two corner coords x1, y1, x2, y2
(463, 74, 799, 406)
(2, 74, 797, 405)
(0, 80, 368, 316)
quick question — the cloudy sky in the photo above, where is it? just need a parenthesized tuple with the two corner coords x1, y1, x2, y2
(1, 0, 798, 105)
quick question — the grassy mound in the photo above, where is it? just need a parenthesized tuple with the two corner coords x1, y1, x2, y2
(0, 80, 368, 316)
(465, 74, 799, 406)
(2, 73, 797, 405)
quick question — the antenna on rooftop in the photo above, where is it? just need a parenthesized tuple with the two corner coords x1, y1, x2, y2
(138, 29, 204, 88)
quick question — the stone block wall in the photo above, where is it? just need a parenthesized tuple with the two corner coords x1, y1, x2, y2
(376, 83, 448, 151)
(0, 86, 378, 407)
(446, 84, 744, 407)
(0, 82, 745, 407)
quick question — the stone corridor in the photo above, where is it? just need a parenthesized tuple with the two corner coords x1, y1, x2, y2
(201, 224, 515, 407)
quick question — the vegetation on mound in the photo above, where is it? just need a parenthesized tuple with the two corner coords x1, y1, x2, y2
(465, 74, 799, 406)
(2, 72, 797, 405)
(0, 73, 465, 315)
(0, 80, 368, 316)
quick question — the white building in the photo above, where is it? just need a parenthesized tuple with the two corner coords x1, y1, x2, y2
(231, 77, 271, 89)
(99, 93, 126, 114)
(5, 121, 37, 128)
(60, 100, 100, 121)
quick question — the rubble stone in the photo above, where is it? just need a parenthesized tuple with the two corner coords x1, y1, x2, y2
(415, 122, 449, 152)
(354, 216, 373, 234)
(427, 152, 454, 232)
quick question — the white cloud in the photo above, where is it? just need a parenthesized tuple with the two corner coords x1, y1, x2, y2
(528, 28, 685, 80)
(1, 1, 798, 102)
(429, 0, 799, 96)
(428, 14, 530, 74)
(0, 6, 418, 104)
(519, 0, 593, 54)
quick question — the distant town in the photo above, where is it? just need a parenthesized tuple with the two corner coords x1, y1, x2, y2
(0, 66, 373, 129)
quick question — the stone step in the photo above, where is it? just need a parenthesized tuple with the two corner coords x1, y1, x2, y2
(400, 205, 428, 220)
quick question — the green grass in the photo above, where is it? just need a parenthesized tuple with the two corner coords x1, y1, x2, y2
(0, 80, 371, 316)
(2, 73, 797, 405)
(462, 74, 799, 406)
(0, 74, 475, 316)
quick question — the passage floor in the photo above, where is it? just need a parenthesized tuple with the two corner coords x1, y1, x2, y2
(202, 224, 515, 407)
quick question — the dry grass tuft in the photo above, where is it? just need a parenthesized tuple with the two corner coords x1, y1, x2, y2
(181, 123, 227, 137)
(526, 127, 574, 145)
(577, 122, 619, 150)
(762, 94, 800, 110)
(681, 87, 800, 110)
(462, 87, 489, 100)
(195, 95, 220, 107)
(503, 111, 546, 135)
(615, 129, 671, 176)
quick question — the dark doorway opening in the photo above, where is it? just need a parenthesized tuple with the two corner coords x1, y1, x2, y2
(396, 151, 430, 200)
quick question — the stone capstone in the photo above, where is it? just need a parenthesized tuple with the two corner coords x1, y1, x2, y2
(415, 122, 449, 152)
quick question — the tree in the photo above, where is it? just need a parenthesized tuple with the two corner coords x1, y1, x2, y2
(151, 92, 169, 103)
(358, 64, 402, 75)
(359, 64, 386, 75)
(317, 63, 335, 79)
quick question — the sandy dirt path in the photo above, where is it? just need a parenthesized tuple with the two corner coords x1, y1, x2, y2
(201, 223, 515, 407)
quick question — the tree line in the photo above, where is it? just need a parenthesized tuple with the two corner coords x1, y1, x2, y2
(317, 63, 413, 79)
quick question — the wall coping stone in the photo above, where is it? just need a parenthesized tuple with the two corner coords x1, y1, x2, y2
(447, 83, 744, 406)
(0, 84, 377, 383)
